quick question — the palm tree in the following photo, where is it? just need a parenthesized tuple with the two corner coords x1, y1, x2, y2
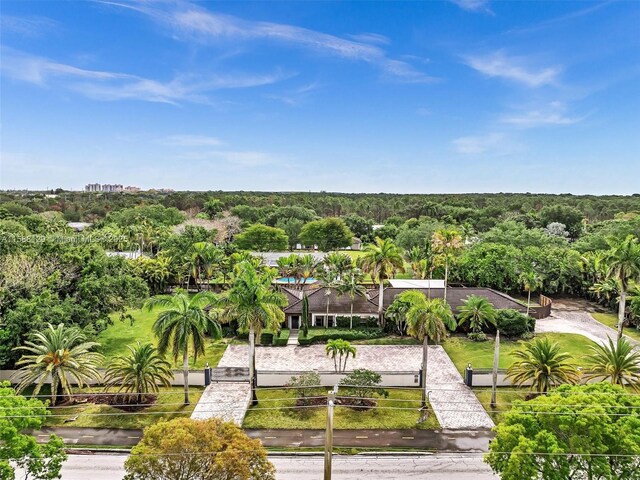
(519, 269, 544, 316)
(605, 235, 640, 339)
(318, 268, 340, 327)
(186, 242, 220, 290)
(325, 339, 356, 373)
(104, 342, 173, 404)
(324, 252, 353, 279)
(358, 237, 405, 327)
(217, 262, 287, 404)
(386, 290, 426, 335)
(457, 295, 498, 334)
(406, 296, 456, 407)
(405, 246, 424, 279)
(506, 337, 579, 393)
(584, 337, 640, 390)
(144, 290, 220, 405)
(336, 268, 367, 329)
(431, 229, 463, 303)
(299, 254, 320, 288)
(13, 323, 103, 406)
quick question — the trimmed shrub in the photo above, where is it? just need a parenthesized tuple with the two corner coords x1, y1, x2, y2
(272, 330, 290, 346)
(260, 332, 274, 345)
(336, 316, 378, 328)
(298, 328, 385, 345)
(467, 332, 488, 342)
(496, 309, 535, 337)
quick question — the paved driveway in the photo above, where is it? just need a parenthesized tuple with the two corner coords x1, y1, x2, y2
(536, 310, 639, 348)
(218, 344, 494, 429)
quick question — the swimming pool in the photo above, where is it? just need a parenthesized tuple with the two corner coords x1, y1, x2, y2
(275, 277, 317, 284)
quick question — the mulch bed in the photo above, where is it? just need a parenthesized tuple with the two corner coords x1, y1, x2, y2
(59, 393, 158, 412)
(296, 396, 377, 410)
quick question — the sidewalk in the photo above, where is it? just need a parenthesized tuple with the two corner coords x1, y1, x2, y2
(191, 381, 251, 424)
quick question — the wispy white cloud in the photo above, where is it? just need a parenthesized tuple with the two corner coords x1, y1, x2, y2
(0, 48, 289, 104)
(265, 82, 321, 106)
(506, 1, 614, 35)
(103, 1, 434, 83)
(464, 51, 560, 87)
(501, 102, 586, 127)
(449, 0, 493, 14)
(0, 15, 60, 37)
(347, 32, 390, 45)
(162, 134, 223, 147)
(453, 132, 522, 156)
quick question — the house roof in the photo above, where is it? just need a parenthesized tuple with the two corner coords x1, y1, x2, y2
(388, 279, 445, 289)
(370, 287, 526, 313)
(280, 287, 303, 308)
(284, 287, 379, 315)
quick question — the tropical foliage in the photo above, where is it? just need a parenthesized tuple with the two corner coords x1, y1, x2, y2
(325, 339, 357, 373)
(13, 323, 103, 406)
(506, 338, 579, 393)
(583, 337, 640, 390)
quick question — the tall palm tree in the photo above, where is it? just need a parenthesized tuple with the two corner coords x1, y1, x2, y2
(325, 339, 357, 373)
(144, 290, 220, 405)
(431, 229, 463, 302)
(318, 268, 340, 327)
(386, 290, 426, 336)
(358, 237, 405, 327)
(336, 268, 367, 329)
(186, 242, 221, 290)
(506, 337, 579, 393)
(104, 342, 173, 404)
(406, 296, 456, 407)
(519, 270, 544, 316)
(324, 252, 354, 279)
(584, 337, 640, 390)
(457, 295, 498, 334)
(605, 235, 640, 339)
(299, 254, 320, 288)
(13, 323, 103, 406)
(405, 246, 424, 279)
(217, 262, 287, 404)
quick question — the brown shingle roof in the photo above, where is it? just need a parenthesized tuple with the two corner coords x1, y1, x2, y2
(284, 287, 379, 315)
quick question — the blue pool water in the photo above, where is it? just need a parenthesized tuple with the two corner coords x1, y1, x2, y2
(276, 277, 317, 284)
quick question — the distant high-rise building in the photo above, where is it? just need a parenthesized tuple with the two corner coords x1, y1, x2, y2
(124, 186, 141, 193)
(84, 183, 124, 193)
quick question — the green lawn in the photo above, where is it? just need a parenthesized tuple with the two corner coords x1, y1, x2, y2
(591, 312, 640, 342)
(473, 388, 527, 424)
(243, 388, 440, 430)
(43, 386, 204, 429)
(442, 333, 597, 375)
(98, 306, 227, 369)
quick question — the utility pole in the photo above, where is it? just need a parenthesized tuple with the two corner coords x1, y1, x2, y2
(491, 329, 500, 407)
(324, 385, 338, 480)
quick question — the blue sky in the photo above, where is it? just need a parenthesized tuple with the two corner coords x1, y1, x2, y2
(1, 0, 639, 193)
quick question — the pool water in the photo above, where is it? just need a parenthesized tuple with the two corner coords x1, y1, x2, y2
(276, 277, 317, 284)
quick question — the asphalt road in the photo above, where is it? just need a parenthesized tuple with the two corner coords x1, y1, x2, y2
(35, 427, 493, 450)
(15, 453, 499, 479)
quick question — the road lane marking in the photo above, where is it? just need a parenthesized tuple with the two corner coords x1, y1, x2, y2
(402, 436, 414, 440)
(127, 436, 140, 439)
(265, 436, 277, 439)
(355, 436, 368, 439)
(81, 435, 95, 438)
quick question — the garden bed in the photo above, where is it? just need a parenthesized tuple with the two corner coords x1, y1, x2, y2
(242, 388, 439, 430)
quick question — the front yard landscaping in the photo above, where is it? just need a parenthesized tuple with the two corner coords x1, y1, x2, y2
(443, 333, 597, 375)
(242, 388, 439, 430)
(99, 305, 228, 368)
(42, 386, 204, 429)
(473, 388, 527, 424)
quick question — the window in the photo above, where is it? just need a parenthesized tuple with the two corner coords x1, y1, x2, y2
(314, 315, 325, 327)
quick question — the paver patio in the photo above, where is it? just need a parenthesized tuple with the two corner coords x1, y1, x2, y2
(217, 344, 494, 429)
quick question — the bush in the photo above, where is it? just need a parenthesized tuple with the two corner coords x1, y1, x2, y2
(520, 331, 535, 340)
(272, 330, 290, 346)
(496, 309, 535, 337)
(336, 316, 378, 328)
(260, 332, 274, 345)
(339, 369, 388, 406)
(467, 332, 488, 342)
(298, 328, 385, 345)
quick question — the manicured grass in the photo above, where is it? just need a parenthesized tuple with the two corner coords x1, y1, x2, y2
(591, 312, 640, 342)
(43, 386, 204, 429)
(473, 388, 527, 424)
(442, 333, 597, 375)
(242, 388, 440, 430)
(98, 305, 227, 369)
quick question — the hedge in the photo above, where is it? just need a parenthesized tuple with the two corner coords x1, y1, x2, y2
(496, 309, 535, 337)
(298, 328, 385, 345)
(336, 316, 378, 328)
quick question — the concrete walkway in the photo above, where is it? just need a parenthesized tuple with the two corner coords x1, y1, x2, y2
(287, 330, 299, 346)
(218, 345, 494, 430)
(190, 382, 251, 425)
